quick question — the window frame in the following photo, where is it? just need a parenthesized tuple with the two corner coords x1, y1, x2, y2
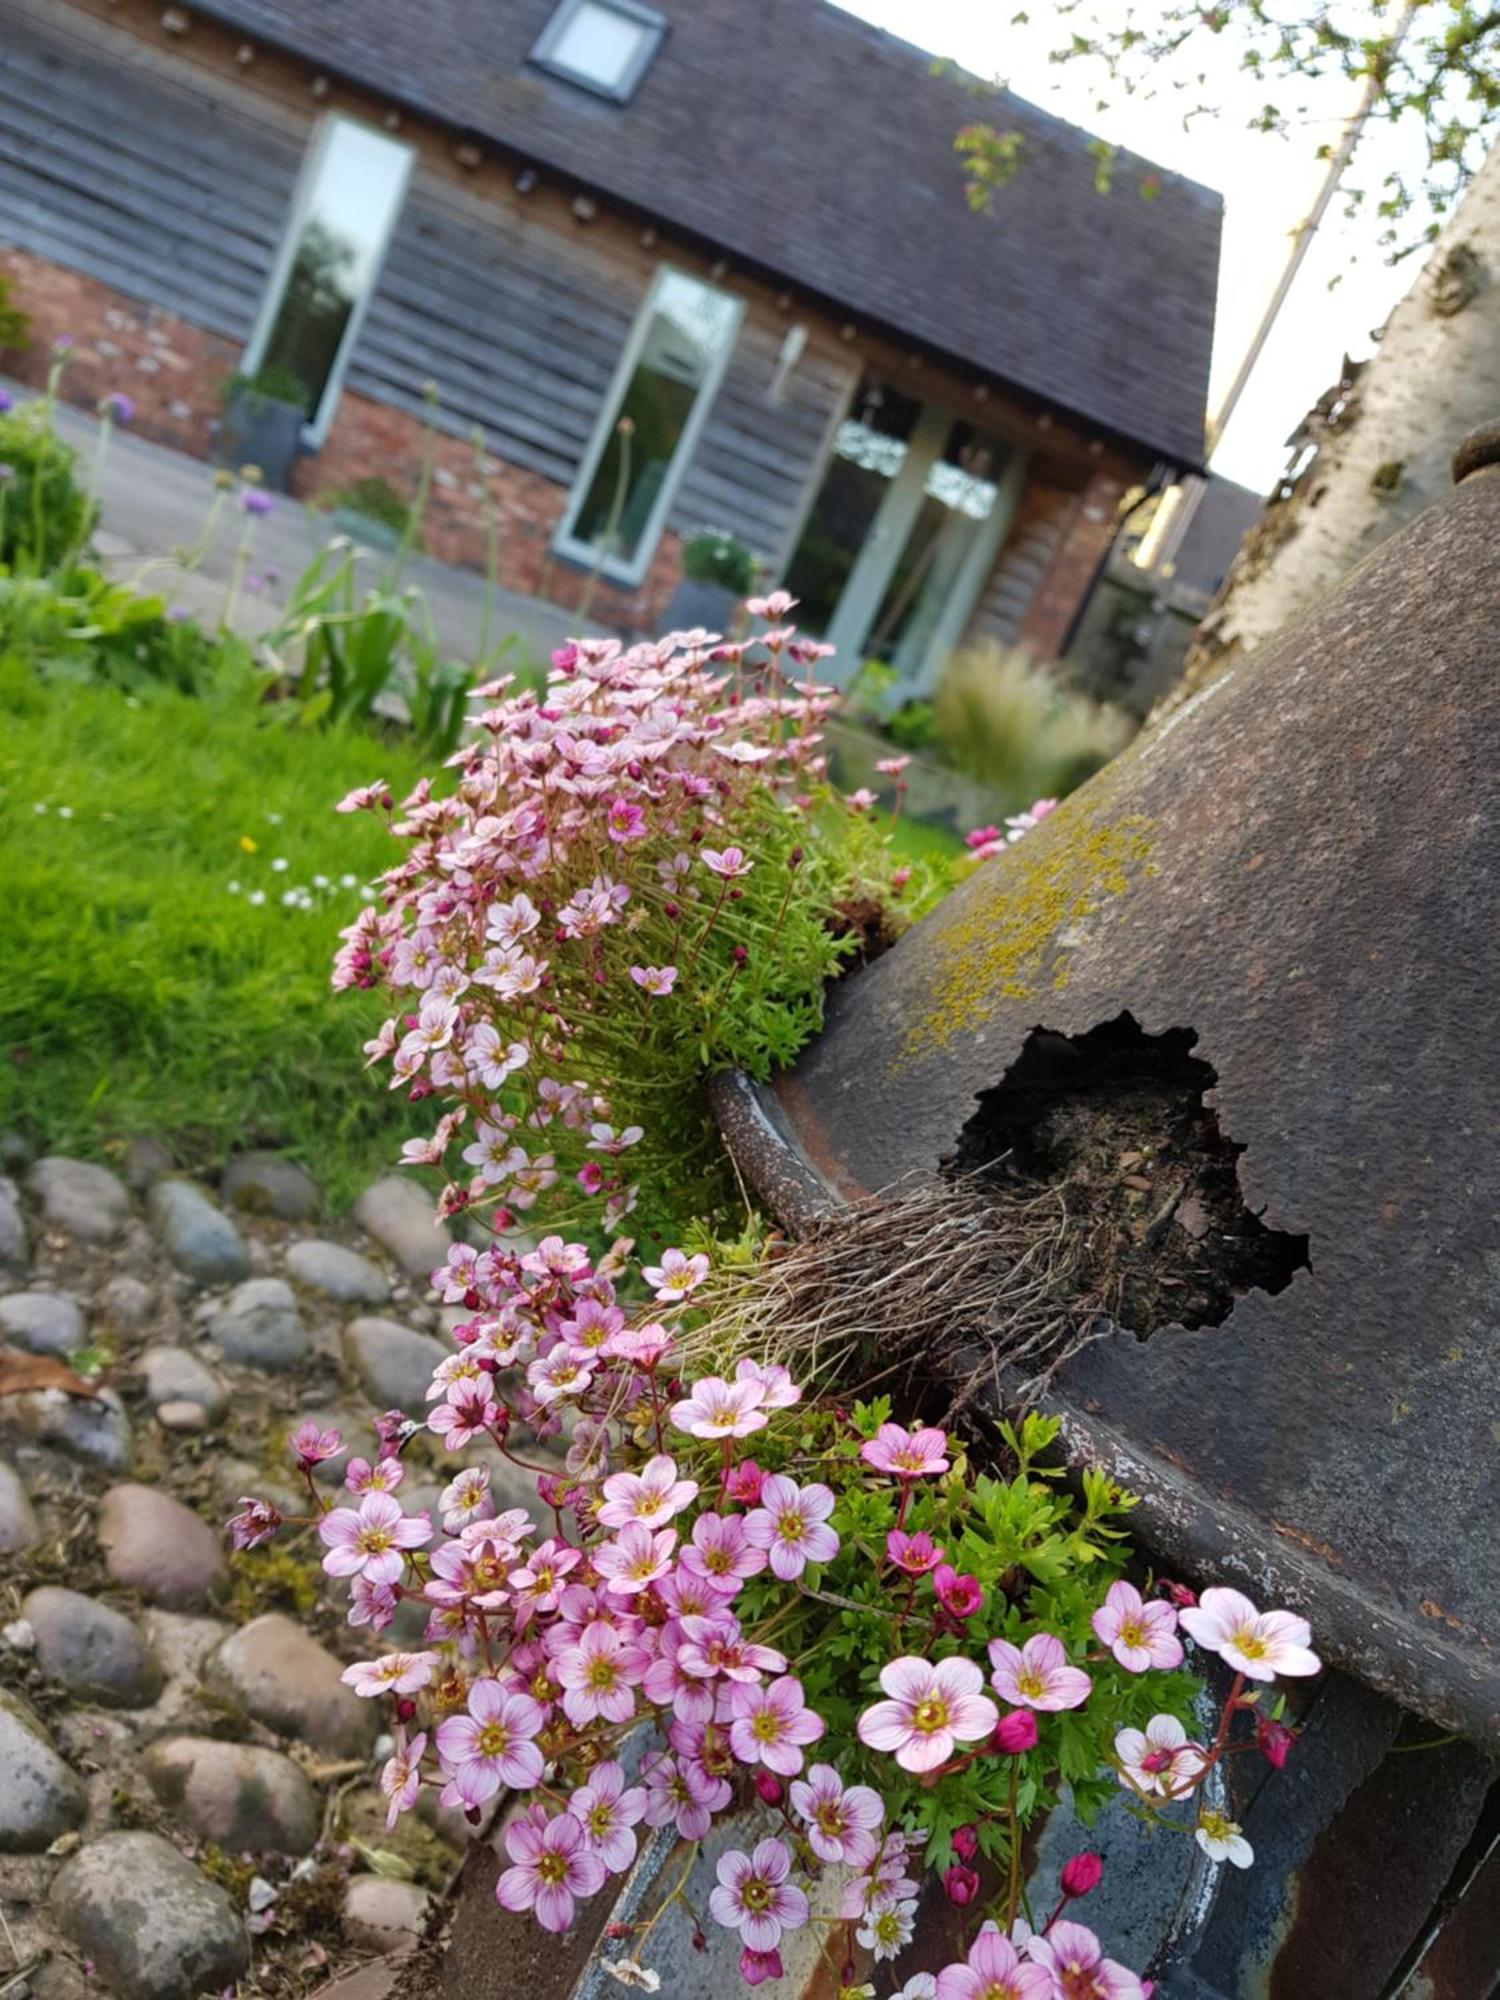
(239, 113, 415, 450)
(552, 264, 744, 588)
(529, 0, 667, 102)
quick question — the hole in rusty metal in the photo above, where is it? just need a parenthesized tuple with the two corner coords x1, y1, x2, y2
(952, 1011, 1310, 1337)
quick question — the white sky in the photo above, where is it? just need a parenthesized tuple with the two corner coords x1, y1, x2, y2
(834, 0, 1436, 492)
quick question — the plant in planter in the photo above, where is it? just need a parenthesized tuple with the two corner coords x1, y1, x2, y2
(663, 528, 762, 634)
(330, 596, 928, 1232)
(312, 475, 424, 556)
(217, 365, 310, 492)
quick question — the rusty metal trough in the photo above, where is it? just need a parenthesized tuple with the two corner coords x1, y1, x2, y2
(714, 434, 1500, 1750)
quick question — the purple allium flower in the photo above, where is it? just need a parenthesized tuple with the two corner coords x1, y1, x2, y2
(239, 487, 274, 516)
(103, 391, 134, 425)
(0, 389, 13, 414)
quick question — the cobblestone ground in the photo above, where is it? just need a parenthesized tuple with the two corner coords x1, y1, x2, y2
(0, 1139, 549, 2000)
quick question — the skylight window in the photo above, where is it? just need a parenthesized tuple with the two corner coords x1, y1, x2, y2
(530, 0, 665, 102)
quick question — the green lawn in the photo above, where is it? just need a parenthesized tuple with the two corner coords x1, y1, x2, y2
(0, 656, 428, 1206)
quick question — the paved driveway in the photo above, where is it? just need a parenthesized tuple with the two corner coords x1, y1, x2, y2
(10, 384, 601, 666)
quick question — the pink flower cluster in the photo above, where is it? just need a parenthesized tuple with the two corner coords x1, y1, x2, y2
(228, 1211, 1320, 1989)
(333, 604, 869, 1235)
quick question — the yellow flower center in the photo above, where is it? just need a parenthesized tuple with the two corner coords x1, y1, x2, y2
(635, 1491, 663, 1515)
(1017, 1670, 1045, 1700)
(358, 1526, 394, 1555)
(537, 1852, 568, 1886)
(777, 1514, 805, 1542)
(586, 1657, 618, 1690)
(1199, 1809, 1238, 1842)
(476, 1722, 510, 1759)
(751, 1710, 782, 1743)
(741, 1878, 772, 1913)
(588, 1803, 613, 1836)
(1231, 1624, 1269, 1660)
(1119, 1617, 1147, 1647)
(912, 1695, 950, 1734)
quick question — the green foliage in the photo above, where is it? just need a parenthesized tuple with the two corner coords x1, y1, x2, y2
(261, 539, 505, 759)
(0, 403, 96, 573)
(0, 653, 430, 1203)
(224, 365, 309, 407)
(0, 274, 30, 354)
(953, 5, 1498, 249)
(681, 528, 758, 594)
(932, 642, 1133, 803)
(314, 475, 424, 550)
(884, 697, 940, 753)
(699, 1401, 1198, 1869)
(0, 565, 238, 695)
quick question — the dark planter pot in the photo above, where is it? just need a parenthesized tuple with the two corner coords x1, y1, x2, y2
(661, 576, 738, 635)
(217, 390, 305, 492)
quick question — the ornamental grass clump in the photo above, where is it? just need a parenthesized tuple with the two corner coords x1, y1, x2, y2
(228, 1232, 1320, 1998)
(334, 594, 922, 1233)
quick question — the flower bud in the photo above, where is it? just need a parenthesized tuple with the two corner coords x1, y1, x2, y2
(1255, 1715, 1296, 1769)
(943, 1864, 980, 1906)
(395, 1697, 417, 1725)
(740, 1949, 783, 1986)
(950, 1824, 979, 1862)
(1060, 1852, 1103, 1898)
(1161, 1579, 1198, 1609)
(753, 1770, 783, 1806)
(732, 944, 749, 964)
(992, 1708, 1039, 1755)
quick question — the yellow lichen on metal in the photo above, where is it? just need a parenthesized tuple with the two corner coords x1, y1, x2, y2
(898, 808, 1156, 1065)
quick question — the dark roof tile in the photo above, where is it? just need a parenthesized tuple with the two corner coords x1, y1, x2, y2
(192, 0, 1222, 463)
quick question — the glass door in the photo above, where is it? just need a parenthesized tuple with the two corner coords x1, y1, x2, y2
(783, 377, 1024, 695)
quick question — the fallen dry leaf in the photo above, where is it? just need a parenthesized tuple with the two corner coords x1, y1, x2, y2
(0, 1347, 100, 1400)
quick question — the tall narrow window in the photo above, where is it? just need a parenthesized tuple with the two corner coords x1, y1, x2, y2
(556, 268, 742, 584)
(246, 117, 413, 444)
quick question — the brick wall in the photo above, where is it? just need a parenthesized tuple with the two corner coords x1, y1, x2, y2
(0, 245, 683, 633)
(1, 246, 239, 459)
(1017, 469, 1128, 660)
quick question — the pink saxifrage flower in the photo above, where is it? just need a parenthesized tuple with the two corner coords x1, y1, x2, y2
(858, 1655, 999, 1773)
(788, 1763, 883, 1868)
(1114, 1713, 1203, 1800)
(988, 1633, 1093, 1712)
(629, 964, 678, 996)
(597, 1453, 698, 1529)
(669, 1375, 767, 1440)
(935, 1928, 1054, 2000)
(641, 1247, 710, 1300)
(708, 1837, 808, 1953)
(497, 1810, 607, 1933)
(860, 1422, 950, 1478)
(227, 1496, 281, 1550)
(380, 1729, 427, 1829)
(727, 1674, 826, 1776)
(555, 1621, 650, 1726)
(569, 1759, 647, 1874)
(642, 1749, 729, 1839)
(318, 1492, 431, 1585)
(594, 1522, 677, 1596)
(340, 1650, 440, 1699)
(437, 1680, 546, 1803)
(1024, 1918, 1147, 2000)
(290, 1419, 343, 1468)
(701, 845, 753, 880)
(680, 1509, 766, 1594)
(1177, 1587, 1321, 1681)
(1091, 1580, 1184, 1673)
(934, 1564, 983, 1618)
(887, 1529, 944, 1575)
(742, 1474, 839, 1580)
